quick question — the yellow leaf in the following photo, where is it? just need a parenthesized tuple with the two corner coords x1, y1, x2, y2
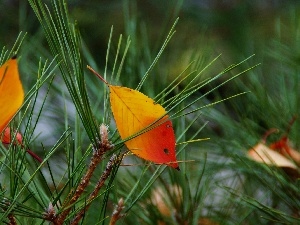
(109, 85, 179, 170)
(0, 57, 24, 132)
(87, 66, 179, 169)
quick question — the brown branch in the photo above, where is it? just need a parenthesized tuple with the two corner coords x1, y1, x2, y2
(43, 202, 56, 223)
(109, 198, 125, 225)
(54, 124, 113, 224)
(70, 154, 120, 225)
(2, 198, 17, 225)
(54, 149, 103, 223)
(7, 213, 17, 225)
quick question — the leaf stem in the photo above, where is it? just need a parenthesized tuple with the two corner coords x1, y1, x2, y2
(87, 65, 108, 85)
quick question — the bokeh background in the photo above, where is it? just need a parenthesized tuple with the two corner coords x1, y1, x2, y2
(1, 1, 300, 224)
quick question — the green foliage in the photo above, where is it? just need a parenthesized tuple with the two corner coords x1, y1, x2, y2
(0, 0, 299, 225)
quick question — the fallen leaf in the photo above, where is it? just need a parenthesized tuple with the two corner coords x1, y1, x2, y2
(0, 56, 24, 132)
(248, 117, 300, 178)
(269, 137, 300, 165)
(248, 143, 300, 178)
(248, 143, 298, 169)
(88, 66, 179, 170)
(286, 147, 300, 164)
(150, 185, 182, 217)
(267, 116, 300, 164)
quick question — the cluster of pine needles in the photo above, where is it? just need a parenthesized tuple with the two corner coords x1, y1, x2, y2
(0, 0, 299, 224)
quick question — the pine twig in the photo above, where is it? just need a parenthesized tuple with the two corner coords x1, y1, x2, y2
(70, 154, 122, 225)
(54, 124, 113, 224)
(7, 213, 17, 225)
(43, 202, 56, 222)
(2, 198, 17, 225)
(109, 198, 125, 225)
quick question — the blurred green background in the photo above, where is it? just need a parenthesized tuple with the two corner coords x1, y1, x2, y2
(1, 0, 300, 224)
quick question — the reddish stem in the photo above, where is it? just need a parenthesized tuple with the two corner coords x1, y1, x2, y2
(25, 149, 43, 163)
(268, 115, 297, 156)
(262, 128, 278, 143)
(87, 65, 108, 85)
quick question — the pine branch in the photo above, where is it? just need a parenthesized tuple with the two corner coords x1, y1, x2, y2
(70, 154, 122, 225)
(109, 198, 125, 225)
(7, 213, 17, 225)
(53, 124, 113, 224)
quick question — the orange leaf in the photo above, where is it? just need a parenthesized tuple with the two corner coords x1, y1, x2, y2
(110, 85, 179, 169)
(0, 57, 24, 132)
(88, 66, 179, 170)
(0, 58, 41, 163)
